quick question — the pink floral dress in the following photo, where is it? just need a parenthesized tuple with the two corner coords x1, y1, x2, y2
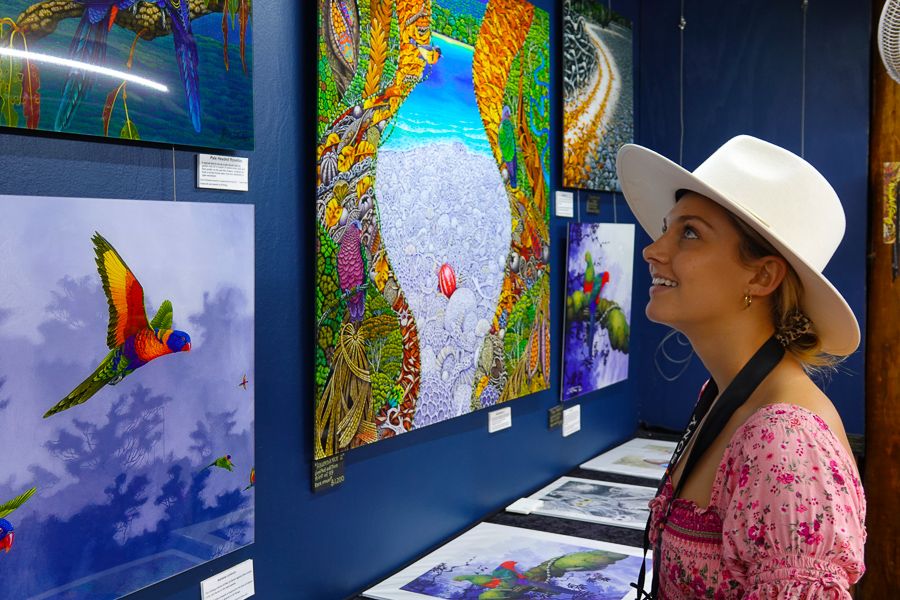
(648, 403, 866, 599)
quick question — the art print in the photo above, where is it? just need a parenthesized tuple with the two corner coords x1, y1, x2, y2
(581, 438, 676, 480)
(315, 0, 551, 458)
(562, 222, 634, 401)
(0, 1, 253, 148)
(530, 477, 655, 530)
(364, 523, 650, 600)
(562, 0, 633, 191)
(0, 194, 254, 598)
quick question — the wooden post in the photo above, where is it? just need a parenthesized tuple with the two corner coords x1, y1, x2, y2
(860, 0, 900, 595)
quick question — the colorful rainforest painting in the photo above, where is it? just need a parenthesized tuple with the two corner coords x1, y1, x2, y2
(0, 0, 253, 149)
(562, 223, 633, 401)
(315, 0, 550, 458)
(0, 194, 254, 598)
(562, 0, 633, 191)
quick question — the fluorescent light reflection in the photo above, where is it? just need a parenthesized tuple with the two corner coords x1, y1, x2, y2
(0, 47, 168, 92)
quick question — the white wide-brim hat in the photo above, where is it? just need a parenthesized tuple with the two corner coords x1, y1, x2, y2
(616, 134, 860, 356)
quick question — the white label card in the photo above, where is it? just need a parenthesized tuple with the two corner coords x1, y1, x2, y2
(555, 190, 574, 217)
(200, 559, 255, 600)
(197, 154, 249, 191)
(488, 407, 512, 433)
(562, 404, 581, 437)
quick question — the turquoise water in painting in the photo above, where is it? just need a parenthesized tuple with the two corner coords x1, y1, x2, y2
(381, 33, 491, 156)
(0, 2, 253, 149)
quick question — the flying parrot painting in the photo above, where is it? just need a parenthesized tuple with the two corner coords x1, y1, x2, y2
(582, 251, 610, 356)
(337, 221, 366, 323)
(0, 487, 37, 555)
(43, 232, 191, 418)
(244, 467, 255, 490)
(239, 374, 249, 389)
(205, 454, 235, 472)
(455, 560, 571, 596)
(55, 0, 202, 133)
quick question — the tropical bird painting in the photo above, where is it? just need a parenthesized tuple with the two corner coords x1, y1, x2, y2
(205, 454, 235, 472)
(43, 232, 191, 418)
(0, 487, 37, 555)
(337, 220, 366, 323)
(244, 467, 255, 490)
(239, 374, 249, 389)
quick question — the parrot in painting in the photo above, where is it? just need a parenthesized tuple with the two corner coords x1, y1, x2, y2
(499, 105, 517, 188)
(409, 37, 442, 81)
(205, 454, 235, 472)
(582, 251, 610, 358)
(454, 560, 570, 597)
(337, 221, 366, 323)
(43, 233, 191, 418)
(54, 0, 141, 131)
(244, 467, 255, 490)
(239, 374, 249, 390)
(0, 487, 37, 556)
(55, 0, 202, 133)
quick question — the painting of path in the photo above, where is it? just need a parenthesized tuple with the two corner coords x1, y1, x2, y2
(364, 523, 650, 600)
(315, 0, 550, 458)
(562, 223, 634, 401)
(563, 0, 633, 191)
(0, 194, 254, 599)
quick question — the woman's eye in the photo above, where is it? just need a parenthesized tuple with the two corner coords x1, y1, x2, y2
(683, 226, 698, 239)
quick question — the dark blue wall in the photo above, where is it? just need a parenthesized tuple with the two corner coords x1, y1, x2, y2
(0, 0, 868, 598)
(632, 0, 870, 435)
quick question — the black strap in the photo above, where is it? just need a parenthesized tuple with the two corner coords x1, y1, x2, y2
(631, 335, 785, 599)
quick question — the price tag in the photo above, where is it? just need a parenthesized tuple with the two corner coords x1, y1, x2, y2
(555, 190, 574, 217)
(488, 407, 512, 433)
(197, 153, 249, 191)
(586, 193, 601, 214)
(312, 453, 345, 493)
(562, 404, 581, 437)
(548, 404, 563, 429)
(200, 559, 255, 600)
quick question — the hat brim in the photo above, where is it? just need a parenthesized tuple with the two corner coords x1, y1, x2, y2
(616, 143, 860, 356)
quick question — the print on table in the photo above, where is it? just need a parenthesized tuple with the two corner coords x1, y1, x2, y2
(581, 438, 677, 480)
(529, 476, 655, 530)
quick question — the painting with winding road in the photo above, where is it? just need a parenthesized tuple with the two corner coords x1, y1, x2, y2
(563, 0, 633, 192)
(315, 0, 550, 459)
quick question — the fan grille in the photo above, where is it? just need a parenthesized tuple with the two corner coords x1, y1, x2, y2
(879, 0, 900, 83)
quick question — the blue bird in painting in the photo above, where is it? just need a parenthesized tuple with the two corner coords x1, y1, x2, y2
(0, 487, 37, 556)
(54, 0, 141, 131)
(55, 0, 202, 133)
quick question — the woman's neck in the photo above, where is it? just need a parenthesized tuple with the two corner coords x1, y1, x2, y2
(687, 321, 778, 392)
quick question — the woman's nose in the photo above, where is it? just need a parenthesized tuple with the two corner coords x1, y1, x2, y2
(642, 235, 667, 264)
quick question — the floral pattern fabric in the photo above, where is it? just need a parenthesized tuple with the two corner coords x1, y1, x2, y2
(648, 403, 866, 599)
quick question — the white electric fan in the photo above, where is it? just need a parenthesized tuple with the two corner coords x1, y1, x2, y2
(879, 0, 900, 83)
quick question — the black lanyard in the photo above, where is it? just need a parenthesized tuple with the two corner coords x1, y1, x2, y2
(631, 335, 785, 599)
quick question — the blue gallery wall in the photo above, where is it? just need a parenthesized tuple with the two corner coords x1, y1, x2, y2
(0, 0, 868, 598)
(631, 0, 870, 435)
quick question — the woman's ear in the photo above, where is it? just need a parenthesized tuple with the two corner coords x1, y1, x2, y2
(748, 255, 788, 297)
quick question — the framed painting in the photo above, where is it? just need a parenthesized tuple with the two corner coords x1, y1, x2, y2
(0, 194, 254, 598)
(562, 0, 633, 191)
(528, 476, 655, 530)
(364, 523, 651, 599)
(0, 1, 253, 149)
(581, 438, 676, 480)
(315, 0, 551, 458)
(562, 222, 634, 401)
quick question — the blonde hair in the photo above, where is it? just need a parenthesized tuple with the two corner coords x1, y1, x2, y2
(724, 212, 842, 372)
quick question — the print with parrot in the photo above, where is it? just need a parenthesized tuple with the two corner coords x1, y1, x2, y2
(315, 0, 550, 459)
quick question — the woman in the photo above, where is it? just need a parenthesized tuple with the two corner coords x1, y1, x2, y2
(616, 135, 866, 598)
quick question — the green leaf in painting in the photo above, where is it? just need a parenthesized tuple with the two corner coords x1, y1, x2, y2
(0, 56, 23, 127)
(120, 119, 140, 140)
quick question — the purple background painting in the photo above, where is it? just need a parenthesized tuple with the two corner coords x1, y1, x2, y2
(0, 195, 254, 599)
(562, 223, 634, 401)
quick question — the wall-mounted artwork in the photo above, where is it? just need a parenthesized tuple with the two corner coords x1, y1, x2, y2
(0, 1, 253, 149)
(581, 438, 676, 480)
(364, 522, 651, 599)
(0, 194, 254, 598)
(883, 162, 899, 244)
(528, 476, 655, 530)
(315, 0, 551, 458)
(562, 222, 633, 401)
(562, 0, 633, 191)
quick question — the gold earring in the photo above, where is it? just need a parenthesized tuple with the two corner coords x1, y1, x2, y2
(744, 292, 753, 309)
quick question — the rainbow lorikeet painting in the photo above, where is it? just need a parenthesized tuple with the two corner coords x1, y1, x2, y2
(205, 454, 235, 472)
(0, 487, 37, 555)
(43, 233, 191, 418)
(244, 467, 255, 491)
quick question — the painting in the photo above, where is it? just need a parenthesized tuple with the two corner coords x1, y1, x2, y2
(581, 438, 676, 480)
(0, 194, 254, 599)
(315, 0, 551, 458)
(562, 0, 633, 191)
(0, 1, 253, 149)
(883, 162, 899, 244)
(528, 476, 655, 530)
(364, 523, 651, 600)
(562, 222, 633, 401)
